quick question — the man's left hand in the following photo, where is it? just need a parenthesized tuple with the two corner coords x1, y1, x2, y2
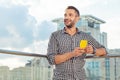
(85, 45, 94, 54)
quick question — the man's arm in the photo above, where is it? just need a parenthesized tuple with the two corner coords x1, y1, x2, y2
(95, 48, 106, 56)
(47, 33, 85, 65)
(85, 45, 107, 56)
(54, 47, 85, 64)
(54, 52, 74, 64)
(85, 34, 107, 56)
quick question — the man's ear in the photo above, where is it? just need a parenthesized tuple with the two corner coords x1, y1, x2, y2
(77, 16, 80, 21)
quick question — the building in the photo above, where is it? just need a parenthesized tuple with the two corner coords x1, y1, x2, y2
(10, 66, 31, 80)
(0, 66, 10, 80)
(108, 49, 120, 80)
(0, 58, 53, 80)
(31, 57, 53, 80)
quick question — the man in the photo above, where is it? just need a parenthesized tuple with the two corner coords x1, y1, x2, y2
(47, 6, 107, 80)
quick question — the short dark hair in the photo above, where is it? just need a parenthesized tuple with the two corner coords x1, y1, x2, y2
(66, 6, 80, 16)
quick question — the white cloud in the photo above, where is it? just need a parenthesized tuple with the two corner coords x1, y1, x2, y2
(28, 0, 99, 22)
(21, 40, 49, 54)
(0, 0, 39, 6)
(0, 57, 25, 70)
(32, 40, 49, 54)
(101, 17, 120, 49)
(6, 25, 22, 39)
(0, 0, 120, 57)
(0, 4, 36, 49)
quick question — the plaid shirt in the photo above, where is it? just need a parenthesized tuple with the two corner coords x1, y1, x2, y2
(47, 29, 105, 80)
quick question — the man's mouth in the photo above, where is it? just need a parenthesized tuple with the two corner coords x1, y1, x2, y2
(64, 19, 70, 24)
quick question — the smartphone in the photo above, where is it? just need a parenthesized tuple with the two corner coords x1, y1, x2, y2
(80, 40, 88, 49)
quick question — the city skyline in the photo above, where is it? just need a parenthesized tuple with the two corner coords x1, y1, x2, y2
(0, 0, 120, 69)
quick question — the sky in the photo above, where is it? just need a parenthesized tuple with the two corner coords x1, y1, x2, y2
(0, 0, 120, 69)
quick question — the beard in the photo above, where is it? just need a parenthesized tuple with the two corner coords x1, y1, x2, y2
(66, 24, 72, 28)
(64, 19, 74, 28)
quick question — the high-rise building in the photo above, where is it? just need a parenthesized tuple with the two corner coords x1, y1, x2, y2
(10, 66, 31, 80)
(108, 49, 120, 80)
(31, 57, 53, 80)
(0, 66, 10, 80)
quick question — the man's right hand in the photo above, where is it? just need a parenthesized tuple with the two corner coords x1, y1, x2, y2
(54, 47, 85, 64)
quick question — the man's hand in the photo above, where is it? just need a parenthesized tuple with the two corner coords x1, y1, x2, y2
(54, 47, 86, 64)
(72, 47, 85, 57)
(85, 45, 94, 54)
(85, 45, 107, 56)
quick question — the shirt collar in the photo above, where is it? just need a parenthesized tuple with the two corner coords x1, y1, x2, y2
(62, 27, 81, 34)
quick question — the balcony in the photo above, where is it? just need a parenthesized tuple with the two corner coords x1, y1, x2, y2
(0, 49, 120, 80)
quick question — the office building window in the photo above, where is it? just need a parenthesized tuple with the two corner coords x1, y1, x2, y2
(88, 21, 94, 28)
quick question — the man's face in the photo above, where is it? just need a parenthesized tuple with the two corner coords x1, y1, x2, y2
(64, 9, 79, 28)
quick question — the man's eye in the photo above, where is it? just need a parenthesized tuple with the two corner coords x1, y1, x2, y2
(69, 14, 73, 16)
(64, 14, 67, 17)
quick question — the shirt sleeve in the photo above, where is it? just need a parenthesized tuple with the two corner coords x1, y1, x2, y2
(47, 33, 58, 65)
(87, 34, 108, 54)
(87, 34, 104, 48)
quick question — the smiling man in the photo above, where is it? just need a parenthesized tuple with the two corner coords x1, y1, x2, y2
(47, 6, 107, 80)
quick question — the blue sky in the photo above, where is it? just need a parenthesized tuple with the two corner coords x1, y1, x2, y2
(0, 5, 35, 48)
(0, 0, 120, 69)
(0, 0, 119, 49)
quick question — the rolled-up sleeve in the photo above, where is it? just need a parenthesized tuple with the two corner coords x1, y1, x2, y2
(87, 34, 108, 54)
(87, 34, 104, 48)
(47, 33, 58, 65)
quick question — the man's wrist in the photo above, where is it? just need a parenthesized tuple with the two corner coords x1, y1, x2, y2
(71, 52, 76, 57)
(92, 49, 96, 54)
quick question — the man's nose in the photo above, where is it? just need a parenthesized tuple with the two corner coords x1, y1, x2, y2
(64, 15, 69, 19)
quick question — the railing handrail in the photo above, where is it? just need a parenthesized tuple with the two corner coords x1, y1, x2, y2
(0, 49, 120, 59)
(0, 49, 47, 58)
